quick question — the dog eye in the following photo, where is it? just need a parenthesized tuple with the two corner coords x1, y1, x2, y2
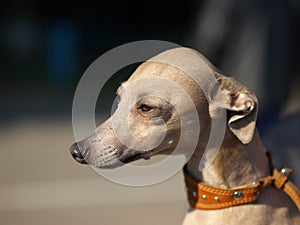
(138, 104, 155, 113)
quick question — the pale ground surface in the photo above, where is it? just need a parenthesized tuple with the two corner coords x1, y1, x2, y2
(0, 117, 187, 225)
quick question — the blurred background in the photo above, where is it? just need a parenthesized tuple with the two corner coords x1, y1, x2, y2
(1, 0, 300, 224)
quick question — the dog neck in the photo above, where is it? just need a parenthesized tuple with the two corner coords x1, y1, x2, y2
(186, 129, 270, 189)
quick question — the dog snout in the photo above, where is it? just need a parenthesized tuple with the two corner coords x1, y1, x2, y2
(70, 142, 88, 164)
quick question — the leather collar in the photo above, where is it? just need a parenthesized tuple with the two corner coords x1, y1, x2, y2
(183, 153, 300, 210)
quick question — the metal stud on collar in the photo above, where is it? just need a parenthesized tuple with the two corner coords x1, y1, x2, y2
(233, 190, 244, 200)
(280, 168, 292, 177)
(214, 196, 220, 202)
(202, 194, 207, 200)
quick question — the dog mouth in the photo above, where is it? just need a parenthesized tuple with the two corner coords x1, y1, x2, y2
(103, 149, 153, 168)
(119, 150, 152, 164)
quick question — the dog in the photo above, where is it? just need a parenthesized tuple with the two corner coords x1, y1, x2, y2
(70, 48, 300, 225)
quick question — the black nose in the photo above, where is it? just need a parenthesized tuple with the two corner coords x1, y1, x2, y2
(70, 143, 88, 164)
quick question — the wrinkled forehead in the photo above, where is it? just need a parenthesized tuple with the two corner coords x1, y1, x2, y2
(118, 71, 190, 105)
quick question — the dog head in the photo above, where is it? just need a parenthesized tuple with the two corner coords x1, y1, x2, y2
(70, 48, 258, 168)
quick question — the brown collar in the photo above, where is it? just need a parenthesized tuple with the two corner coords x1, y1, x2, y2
(183, 154, 300, 210)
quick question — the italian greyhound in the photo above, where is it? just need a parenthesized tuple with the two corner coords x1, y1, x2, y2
(70, 48, 300, 225)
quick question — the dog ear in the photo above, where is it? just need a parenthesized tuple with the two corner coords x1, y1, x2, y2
(226, 91, 258, 144)
(209, 76, 258, 144)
